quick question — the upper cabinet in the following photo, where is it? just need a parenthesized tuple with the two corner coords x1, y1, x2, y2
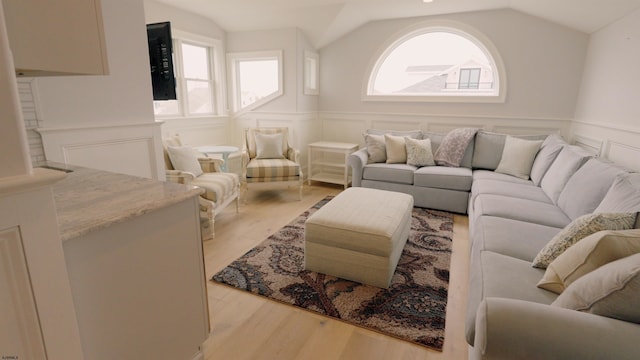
(3, 0, 109, 76)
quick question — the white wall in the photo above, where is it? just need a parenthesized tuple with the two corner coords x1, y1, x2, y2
(571, 8, 640, 171)
(33, 0, 165, 179)
(318, 9, 588, 145)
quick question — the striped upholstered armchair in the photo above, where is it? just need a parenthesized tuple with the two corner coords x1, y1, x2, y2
(162, 135, 240, 240)
(241, 127, 303, 200)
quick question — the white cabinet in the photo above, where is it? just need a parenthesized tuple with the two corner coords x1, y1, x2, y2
(308, 141, 359, 189)
(3, 0, 109, 76)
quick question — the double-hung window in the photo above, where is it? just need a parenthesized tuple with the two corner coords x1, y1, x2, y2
(153, 31, 223, 118)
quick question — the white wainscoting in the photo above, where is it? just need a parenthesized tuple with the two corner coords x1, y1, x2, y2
(160, 116, 232, 148)
(37, 122, 165, 179)
(570, 120, 640, 171)
(319, 111, 571, 146)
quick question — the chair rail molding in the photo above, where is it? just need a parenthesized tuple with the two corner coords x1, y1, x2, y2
(37, 121, 165, 180)
(570, 119, 640, 171)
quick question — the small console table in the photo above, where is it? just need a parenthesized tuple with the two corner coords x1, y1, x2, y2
(308, 141, 359, 189)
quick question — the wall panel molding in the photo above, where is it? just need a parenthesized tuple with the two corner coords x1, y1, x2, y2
(570, 120, 640, 171)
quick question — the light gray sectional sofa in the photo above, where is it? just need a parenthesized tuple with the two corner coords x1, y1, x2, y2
(348, 129, 640, 359)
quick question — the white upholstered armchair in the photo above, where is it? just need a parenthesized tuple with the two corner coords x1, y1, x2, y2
(241, 127, 303, 200)
(162, 135, 240, 240)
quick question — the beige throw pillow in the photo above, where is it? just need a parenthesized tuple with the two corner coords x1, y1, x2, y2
(495, 136, 543, 180)
(167, 145, 204, 177)
(405, 137, 435, 167)
(364, 133, 386, 163)
(538, 229, 640, 293)
(255, 132, 285, 159)
(385, 134, 407, 164)
(552, 253, 640, 324)
(532, 213, 637, 269)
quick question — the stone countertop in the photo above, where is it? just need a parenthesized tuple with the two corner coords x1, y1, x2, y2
(49, 163, 203, 242)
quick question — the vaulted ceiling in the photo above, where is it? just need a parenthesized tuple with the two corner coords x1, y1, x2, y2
(155, 0, 640, 48)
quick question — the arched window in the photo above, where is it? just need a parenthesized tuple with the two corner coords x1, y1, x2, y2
(365, 22, 505, 102)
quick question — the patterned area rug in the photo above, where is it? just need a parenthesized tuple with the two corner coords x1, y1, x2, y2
(211, 196, 453, 350)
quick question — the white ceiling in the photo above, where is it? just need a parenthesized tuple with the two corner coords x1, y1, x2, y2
(155, 0, 640, 48)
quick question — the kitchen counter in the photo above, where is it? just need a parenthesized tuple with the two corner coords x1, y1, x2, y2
(49, 163, 202, 241)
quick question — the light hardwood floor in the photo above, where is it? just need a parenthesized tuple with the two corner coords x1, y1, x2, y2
(201, 183, 470, 360)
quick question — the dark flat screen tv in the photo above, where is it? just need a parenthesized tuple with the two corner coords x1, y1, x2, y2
(147, 22, 177, 100)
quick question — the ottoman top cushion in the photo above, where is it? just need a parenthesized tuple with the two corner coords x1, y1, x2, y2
(305, 188, 413, 256)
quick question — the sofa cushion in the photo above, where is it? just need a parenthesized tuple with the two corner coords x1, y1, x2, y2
(472, 216, 562, 262)
(362, 163, 416, 185)
(255, 132, 285, 159)
(538, 229, 640, 294)
(363, 133, 386, 163)
(540, 145, 593, 204)
(473, 194, 572, 228)
(466, 251, 556, 344)
(245, 158, 301, 180)
(472, 131, 547, 171)
(471, 179, 552, 208)
(405, 137, 435, 167)
(472, 169, 533, 185)
(532, 212, 637, 269)
(433, 128, 478, 167)
(552, 253, 640, 324)
(595, 173, 640, 213)
(557, 159, 628, 220)
(413, 166, 472, 191)
(495, 136, 543, 180)
(384, 134, 407, 164)
(530, 134, 567, 186)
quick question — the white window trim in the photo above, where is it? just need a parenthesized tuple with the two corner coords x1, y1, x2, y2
(227, 50, 284, 115)
(304, 50, 319, 95)
(154, 30, 227, 119)
(362, 19, 507, 103)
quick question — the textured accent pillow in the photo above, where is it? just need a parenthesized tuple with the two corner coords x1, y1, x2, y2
(552, 253, 640, 324)
(167, 145, 204, 177)
(433, 128, 479, 167)
(385, 134, 407, 164)
(363, 133, 386, 163)
(538, 229, 640, 293)
(255, 132, 285, 159)
(405, 137, 435, 167)
(595, 173, 640, 213)
(495, 136, 543, 180)
(532, 213, 637, 269)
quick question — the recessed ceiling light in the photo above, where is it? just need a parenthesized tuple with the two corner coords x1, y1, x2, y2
(423, 0, 434, 3)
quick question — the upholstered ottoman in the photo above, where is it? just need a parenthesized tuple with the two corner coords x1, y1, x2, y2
(304, 187, 413, 288)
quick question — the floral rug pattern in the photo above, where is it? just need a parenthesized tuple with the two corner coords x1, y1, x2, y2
(212, 196, 453, 350)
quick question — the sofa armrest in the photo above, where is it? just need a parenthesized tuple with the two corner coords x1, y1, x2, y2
(472, 297, 640, 360)
(347, 148, 369, 187)
(287, 147, 301, 164)
(198, 157, 224, 173)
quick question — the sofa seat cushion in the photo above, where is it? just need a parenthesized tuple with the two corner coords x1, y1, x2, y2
(471, 179, 552, 207)
(192, 172, 240, 205)
(472, 169, 533, 185)
(413, 166, 472, 191)
(466, 251, 557, 344)
(472, 216, 562, 262)
(362, 163, 416, 185)
(246, 158, 300, 180)
(473, 194, 572, 228)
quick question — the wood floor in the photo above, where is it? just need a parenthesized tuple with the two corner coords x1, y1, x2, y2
(201, 183, 470, 360)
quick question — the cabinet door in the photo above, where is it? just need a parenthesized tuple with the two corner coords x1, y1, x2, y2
(4, 0, 109, 76)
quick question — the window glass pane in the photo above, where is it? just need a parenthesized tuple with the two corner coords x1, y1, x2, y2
(186, 80, 213, 114)
(238, 59, 278, 109)
(153, 100, 179, 116)
(372, 31, 495, 96)
(182, 43, 209, 80)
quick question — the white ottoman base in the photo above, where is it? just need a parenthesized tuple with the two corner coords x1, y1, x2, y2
(304, 188, 413, 288)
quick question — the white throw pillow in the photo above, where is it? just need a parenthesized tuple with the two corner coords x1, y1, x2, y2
(167, 145, 204, 177)
(405, 137, 435, 167)
(255, 132, 285, 159)
(495, 136, 543, 180)
(385, 134, 407, 164)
